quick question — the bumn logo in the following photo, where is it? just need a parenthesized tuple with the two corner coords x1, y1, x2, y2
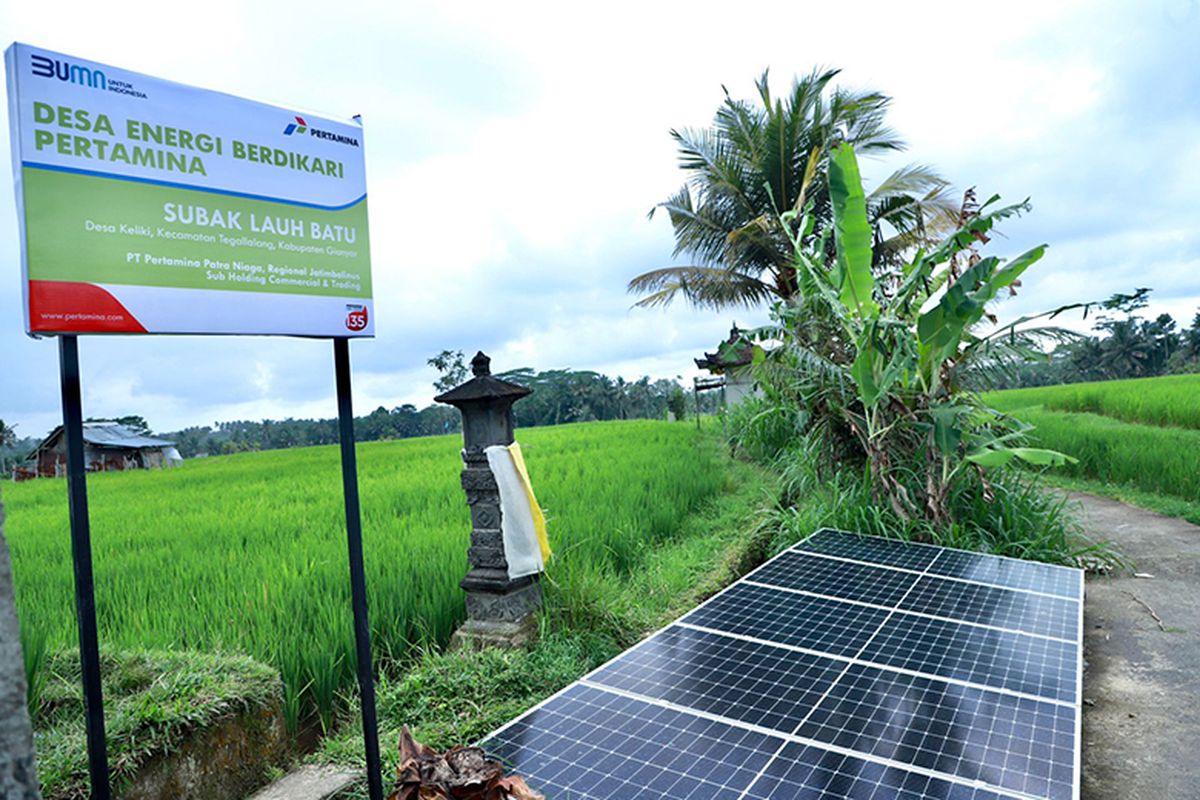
(345, 304, 368, 331)
(31, 53, 106, 90)
(283, 116, 308, 136)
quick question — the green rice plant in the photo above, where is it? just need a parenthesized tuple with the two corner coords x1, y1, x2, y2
(1009, 407, 1200, 501)
(986, 373, 1200, 430)
(3, 420, 726, 726)
(20, 609, 49, 716)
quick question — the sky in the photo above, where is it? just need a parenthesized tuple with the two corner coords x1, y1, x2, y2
(1, 0, 1197, 439)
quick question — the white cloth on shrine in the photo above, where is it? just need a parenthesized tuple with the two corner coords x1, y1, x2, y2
(485, 444, 547, 579)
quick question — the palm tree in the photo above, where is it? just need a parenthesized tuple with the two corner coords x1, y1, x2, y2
(1101, 319, 1152, 377)
(0, 420, 16, 449)
(628, 68, 957, 310)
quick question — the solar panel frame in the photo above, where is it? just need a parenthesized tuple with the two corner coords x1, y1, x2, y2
(478, 530, 1084, 800)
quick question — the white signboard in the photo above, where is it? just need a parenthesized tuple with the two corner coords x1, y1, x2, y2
(6, 42, 373, 337)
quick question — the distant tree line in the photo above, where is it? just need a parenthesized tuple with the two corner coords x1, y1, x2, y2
(163, 363, 712, 458)
(3, 361, 722, 466)
(166, 404, 463, 458)
(996, 290, 1200, 388)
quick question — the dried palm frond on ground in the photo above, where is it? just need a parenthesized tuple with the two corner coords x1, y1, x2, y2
(387, 727, 543, 800)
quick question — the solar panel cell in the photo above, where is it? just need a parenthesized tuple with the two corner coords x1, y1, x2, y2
(899, 576, 1080, 640)
(682, 582, 890, 657)
(485, 684, 779, 800)
(927, 549, 1080, 598)
(744, 743, 1022, 800)
(588, 626, 845, 734)
(748, 551, 919, 607)
(861, 611, 1078, 702)
(796, 664, 1076, 800)
(795, 529, 942, 572)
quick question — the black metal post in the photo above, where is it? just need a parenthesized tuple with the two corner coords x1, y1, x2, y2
(333, 337, 383, 800)
(58, 335, 111, 800)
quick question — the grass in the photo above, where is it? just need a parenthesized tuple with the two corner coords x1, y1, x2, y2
(986, 373, 1200, 430)
(993, 406, 1200, 503)
(3, 420, 730, 729)
(32, 650, 280, 800)
(315, 455, 776, 793)
(985, 374, 1200, 531)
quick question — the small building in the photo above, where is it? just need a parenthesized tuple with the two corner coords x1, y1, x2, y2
(21, 422, 181, 479)
(694, 325, 762, 406)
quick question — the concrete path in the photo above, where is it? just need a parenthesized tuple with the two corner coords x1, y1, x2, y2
(1071, 492, 1200, 800)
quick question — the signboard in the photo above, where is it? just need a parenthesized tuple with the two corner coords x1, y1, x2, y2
(5, 43, 373, 337)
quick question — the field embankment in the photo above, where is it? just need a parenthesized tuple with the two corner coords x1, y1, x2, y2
(985, 374, 1200, 520)
(4, 420, 731, 728)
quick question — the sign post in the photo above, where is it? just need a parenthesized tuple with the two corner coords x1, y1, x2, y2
(7, 42, 383, 799)
(58, 334, 111, 800)
(333, 337, 384, 800)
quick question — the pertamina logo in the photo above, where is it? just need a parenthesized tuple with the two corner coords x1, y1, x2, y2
(282, 114, 360, 147)
(345, 304, 368, 331)
(283, 116, 308, 136)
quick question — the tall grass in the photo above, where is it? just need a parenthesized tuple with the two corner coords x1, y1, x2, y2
(986, 373, 1200, 430)
(3, 420, 726, 727)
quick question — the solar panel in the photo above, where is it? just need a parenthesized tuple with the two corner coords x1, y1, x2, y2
(481, 529, 1083, 800)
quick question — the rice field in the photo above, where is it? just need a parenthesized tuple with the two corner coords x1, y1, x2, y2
(2, 420, 729, 726)
(987, 373, 1200, 430)
(985, 374, 1200, 504)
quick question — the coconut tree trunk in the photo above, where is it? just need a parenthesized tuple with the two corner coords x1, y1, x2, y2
(0, 500, 42, 799)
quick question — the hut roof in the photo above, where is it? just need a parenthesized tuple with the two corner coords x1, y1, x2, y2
(29, 422, 175, 459)
(78, 422, 175, 449)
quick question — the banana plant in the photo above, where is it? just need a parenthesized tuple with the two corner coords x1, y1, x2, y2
(769, 142, 1075, 523)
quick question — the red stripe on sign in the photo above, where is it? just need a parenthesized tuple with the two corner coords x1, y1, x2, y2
(28, 281, 148, 334)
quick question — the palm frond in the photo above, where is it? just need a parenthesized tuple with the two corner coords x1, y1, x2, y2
(626, 266, 776, 310)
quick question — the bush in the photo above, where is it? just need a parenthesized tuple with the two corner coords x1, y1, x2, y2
(726, 397, 805, 463)
(764, 431, 1118, 568)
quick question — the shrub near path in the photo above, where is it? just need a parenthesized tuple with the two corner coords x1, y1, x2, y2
(5, 420, 728, 728)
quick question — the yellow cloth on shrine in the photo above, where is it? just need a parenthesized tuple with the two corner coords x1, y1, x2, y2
(507, 443, 551, 563)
